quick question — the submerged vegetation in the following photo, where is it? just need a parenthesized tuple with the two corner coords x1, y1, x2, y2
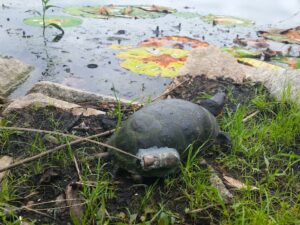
(0, 86, 300, 224)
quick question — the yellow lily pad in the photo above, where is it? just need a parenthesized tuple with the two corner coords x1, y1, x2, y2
(238, 58, 282, 70)
(109, 44, 133, 50)
(117, 47, 190, 77)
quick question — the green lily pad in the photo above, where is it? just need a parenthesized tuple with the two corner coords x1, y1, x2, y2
(173, 11, 201, 19)
(23, 16, 82, 27)
(223, 47, 261, 58)
(258, 27, 300, 45)
(202, 14, 254, 26)
(272, 56, 300, 69)
(64, 5, 176, 19)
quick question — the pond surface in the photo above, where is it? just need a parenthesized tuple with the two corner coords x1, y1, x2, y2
(1, 0, 300, 100)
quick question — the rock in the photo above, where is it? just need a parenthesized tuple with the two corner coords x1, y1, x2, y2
(245, 67, 300, 105)
(179, 46, 246, 83)
(0, 95, 6, 104)
(0, 56, 33, 96)
(28, 81, 138, 105)
(177, 45, 300, 105)
(0, 156, 13, 183)
(2, 93, 105, 116)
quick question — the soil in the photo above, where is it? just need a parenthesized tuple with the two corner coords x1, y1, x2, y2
(0, 76, 267, 225)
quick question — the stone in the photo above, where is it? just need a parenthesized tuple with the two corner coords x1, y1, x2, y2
(179, 46, 246, 83)
(245, 66, 300, 105)
(0, 56, 33, 96)
(28, 81, 139, 105)
(2, 93, 105, 116)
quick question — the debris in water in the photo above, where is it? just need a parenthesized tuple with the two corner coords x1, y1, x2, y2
(87, 64, 98, 69)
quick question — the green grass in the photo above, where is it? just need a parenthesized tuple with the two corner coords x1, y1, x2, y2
(1, 89, 300, 224)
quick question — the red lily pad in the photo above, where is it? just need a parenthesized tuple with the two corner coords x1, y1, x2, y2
(139, 36, 208, 50)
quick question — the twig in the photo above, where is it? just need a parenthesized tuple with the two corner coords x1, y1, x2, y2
(73, 156, 82, 182)
(242, 110, 259, 122)
(186, 204, 219, 214)
(152, 79, 188, 102)
(29, 202, 87, 211)
(0, 126, 140, 164)
(0, 129, 121, 173)
(22, 206, 56, 219)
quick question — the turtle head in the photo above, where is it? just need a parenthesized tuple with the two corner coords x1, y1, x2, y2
(137, 147, 180, 173)
(199, 92, 226, 116)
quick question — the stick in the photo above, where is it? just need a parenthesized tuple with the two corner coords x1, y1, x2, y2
(0, 129, 117, 173)
(73, 156, 82, 181)
(242, 110, 259, 123)
(152, 79, 188, 102)
(0, 126, 140, 160)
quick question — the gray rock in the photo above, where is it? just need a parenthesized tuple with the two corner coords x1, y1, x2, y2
(28, 81, 139, 105)
(245, 67, 300, 105)
(179, 46, 246, 83)
(2, 93, 105, 116)
(0, 56, 33, 96)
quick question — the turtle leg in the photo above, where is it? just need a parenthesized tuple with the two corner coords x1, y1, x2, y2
(216, 131, 231, 152)
(131, 173, 144, 183)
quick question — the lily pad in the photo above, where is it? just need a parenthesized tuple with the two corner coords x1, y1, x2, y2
(238, 58, 282, 70)
(117, 47, 190, 77)
(272, 56, 300, 69)
(258, 27, 300, 45)
(23, 16, 82, 27)
(64, 5, 176, 19)
(109, 44, 133, 50)
(173, 11, 201, 19)
(202, 14, 254, 26)
(139, 36, 208, 50)
(223, 47, 261, 58)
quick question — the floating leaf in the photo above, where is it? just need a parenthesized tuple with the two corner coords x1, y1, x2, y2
(272, 56, 300, 69)
(258, 27, 300, 45)
(23, 16, 82, 27)
(109, 44, 133, 50)
(223, 47, 261, 58)
(64, 5, 176, 19)
(139, 36, 208, 50)
(173, 11, 201, 19)
(238, 58, 282, 70)
(117, 47, 190, 77)
(203, 14, 254, 26)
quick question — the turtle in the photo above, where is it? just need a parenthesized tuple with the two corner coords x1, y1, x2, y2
(107, 92, 230, 178)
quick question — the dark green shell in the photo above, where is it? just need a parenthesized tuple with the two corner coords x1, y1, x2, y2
(107, 99, 220, 176)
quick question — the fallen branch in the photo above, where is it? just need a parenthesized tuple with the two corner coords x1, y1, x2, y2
(0, 126, 140, 164)
(242, 110, 260, 122)
(0, 129, 119, 173)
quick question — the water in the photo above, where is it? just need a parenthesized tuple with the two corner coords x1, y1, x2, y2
(1, 0, 300, 100)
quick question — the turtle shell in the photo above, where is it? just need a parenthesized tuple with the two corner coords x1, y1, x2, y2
(107, 99, 220, 176)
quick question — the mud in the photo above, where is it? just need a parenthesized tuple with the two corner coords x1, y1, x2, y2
(0, 77, 266, 224)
